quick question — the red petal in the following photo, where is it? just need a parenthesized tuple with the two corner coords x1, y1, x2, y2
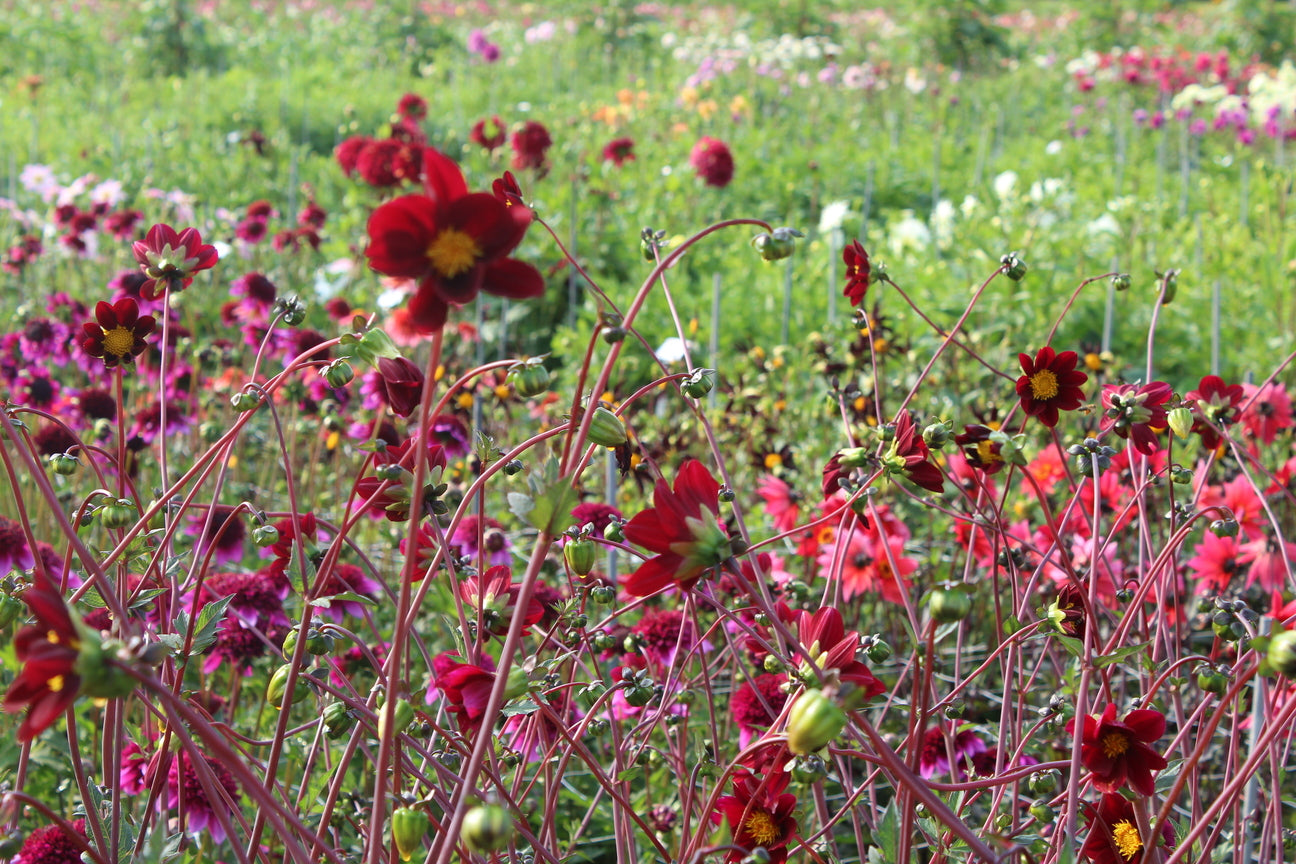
(479, 258, 545, 300)
(365, 196, 439, 278)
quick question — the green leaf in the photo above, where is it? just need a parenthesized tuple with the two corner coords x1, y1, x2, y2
(338, 327, 400, 368)
(508, 492, 535, 521)
(524, 480, 577, 535)
(310, 591, 376, 609)
(187, 595, 233, 656)
(1003, 614, 1022, 635)
(1053, 634, 1084, 659)
(874, 798, 899, 863)
(1094, 641, 1150, 668)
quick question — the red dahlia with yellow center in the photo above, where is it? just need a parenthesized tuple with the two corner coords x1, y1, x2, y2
(82, 298, 156, 368)
(1015, 346, 1088, 428)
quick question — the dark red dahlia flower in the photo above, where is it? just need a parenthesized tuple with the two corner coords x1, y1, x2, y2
(842, 240, 870, 306)
(510, 121, 552, 172)
(602, 136, 636, 167)
(363, 147, 544, 333)
(81, 298, 156, 368)
(690, 136, 734, 188)
(622, 459, 733, 596)
(469, 115, 507, 152)
(12, 818, 89, 864)
(377, 356, 425, 417)
(1101, 381, 1173, 455)
(789, 606, 885, 702)
(1080, 793, 1175, 864)
(335, 136, 372, 177)
(1069, 703, 1167, 795)
(1015, 346, 1088, 428)
(1186, 374, 1244, 451)
(397, 92, 428, 121)
(711, 770, 799, 864)
(131, 223, 219, 300)
(885, 410, 945, 493)
(953, 424, 1004, 474)
(3, 572, 84, 741)
(430, 651, 495, 735)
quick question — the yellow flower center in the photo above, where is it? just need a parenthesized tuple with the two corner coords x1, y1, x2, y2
(975, 441, 1001, 465)
(101, 325, 136, 358)
(764, 453, 783, 470)
(456, 392, 475, 410)
(742, 810, 780, 845)
(1101, 731, 1131, 758)
(426, 228, 480, 278)
(1112, 820, 1143, 860)
(1029, 369, 1060, 400)
(48, 674, 65, 693)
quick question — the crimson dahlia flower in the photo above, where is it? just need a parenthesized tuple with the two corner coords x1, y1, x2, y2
(1015, 346, 1088, 428)
(690, 136, 734, 188)
(364, 147, 544, 333)
(842, 240, 870, 306)
(510, 121, 552, 171)
(1081, 793, 1175, 864)
(712, 770, 799, 864)
(81, 298, 155, 368)
(602, 136, 636, 166)
(1069, 703, 1167, 795)
(429, 651, 495, 735)
(1186, 374, 1244, 450)
(131, 223, 219, 300)
(1102, 381, 1173, 455)
(3, 572, 84, 741)
(622, 459, 733, 597)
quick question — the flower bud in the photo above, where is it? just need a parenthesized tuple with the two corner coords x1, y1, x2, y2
(1111, 273, 1131, 291)
(866, 638, 891, 663)
(564, 536, 597, 575)
(1170, 465, 1193, 485)
(378, 698, 416, 739)
(1028, 769, 1060, 795)
(1196, 666, 1230, 696)
(510, 362, 551, 398)
(786, 688, 846, 755)
(391, 806, 429, 862)
(590, 584, 616, 605)
(929, 585, 972, 623)
(251, 523, 280, 547)
(790, 753, 829, 783)
(922, 421, 952, 450)
(462, 803, 514, 853)
(322, 359, 354, 389)
(323, 702, 354, 739)
(1267, 630, 1296, 678)
(98, 498, 137, 530)
(1000, 252, 1028, 281)
(1167, 406, 1193, 440)
(750, 227, 804, 262)
(1028, 800, 1054, 824)
(48, 452, 79, 476)
(605, 520, 625, 543)
(682, 368, 717, 398)
(1209, 519, 1239, 538)
(231, 390, 262, 412)
(602, 326, 627, 344)
(586, 406, 627, 446)
(266, 664, 309, 707)
(503, 458, 524, 476)
(0, 594, 23, 629)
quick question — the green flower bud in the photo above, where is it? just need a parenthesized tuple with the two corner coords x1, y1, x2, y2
(391, 806, 429, 862)
(323, 702, 354, 739)
(682, 368, 717, 398)
(605, 520, 625, 543)
(73, 633, 136, 700)
(1111, 273, 1131, 291)
(378, 698, 416, 739)
(1167, 406, 1193, 440)
(1028, 800, 1054, 824)
(762, 654, 784, 674)
(602, 326, 627, 344)
(565, 537, 597, 576)
(251, 524, 280, 548)
(281, 627, 300, 659)
(503, 458, 524, 476)
(1028, 769, 1060, 795)
(786, 688, 846, 755)
(590, 585, 616, 605)
(1196, 666, 1230, 696)
(266, 664, 310, 707)
(751, 227, 804, 262)
(929, 585, 972, 623)
(1267, 629, 1296, 678)
(48, 452, 79, 476)
(790, 753, 829, 783)
(510, 361, 551, 398)
(1210, 519, 1239, 538)
(1000, 252, 1028, 281)
(322, 359, 354, 389)
(866, 638, 891, 663)
(1170, 465, 1194, 485)
(98, 499, 137, 530)
(230, 390, 262, 412)
(462, 804, 514, 853)
(586, 406, 627, 447)
(922, 421, 952, 450)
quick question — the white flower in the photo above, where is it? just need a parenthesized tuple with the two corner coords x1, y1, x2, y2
(888, 210, 931, 257)
(20, 164, 60, 202)
(818, 200, 854, 235)
(959, 195, 981, 219)
(904, 68, 927, 95)
(992, 171, 1019, 202)
(655, 337, 697, 365)
(930, 200, 956, 248)
(1045, 140, 1063, 155)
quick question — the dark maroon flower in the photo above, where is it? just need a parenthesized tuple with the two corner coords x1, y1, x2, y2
(363, 147, 544, 333)
(1186, 374, 1244, 451)
(712, 770, 798, 864)
(397, 92, 428, 121)
(12, 818, 89, 864)
(356, 138, 422, 188)
(377, 356, 425, 417)
(788, 606, 885, 701)
(1080, 793, 1175, 864)
(1101, 381, 1173, 455)
(1068, 703, 1167, 795)
(510, 121, 552, 172)
(131, 223, 219, 300)
(470, 115, 507, 151)
(602, 136, 636, 166)
(1015, 346, 1088, 428)
(491, 171, 527, 209)
(842, 240, 870, 306)
(886, 410, 945, 493)
(731, 672, 789, 749)
(622, 460, 733, 597)
(430, 651, 496, 735)
(953, 424, 1004, 474)
(335, 135, 373, 177)
(571, 501, 623, 538)
(690, 136, 734, 188)
(81, 298, 156, 369)
(3, 572, 84, 741)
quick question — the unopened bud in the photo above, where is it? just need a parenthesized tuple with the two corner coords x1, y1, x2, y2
(462, 804, 514, 854)
(786, 688, 846, 755)
(586, 406, 627, 447)
(391, 806, 429, 862)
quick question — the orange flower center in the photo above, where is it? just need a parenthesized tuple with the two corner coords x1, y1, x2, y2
(48, 674, 65, 693)
(1112, 820, 1142, 860)
(427, 228, 480, 278)
(742, 809, 780, 845)
(101, 325, 136, 358)
(1029, 369, 1060, 400)
(1101, 730, 1130, 758)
